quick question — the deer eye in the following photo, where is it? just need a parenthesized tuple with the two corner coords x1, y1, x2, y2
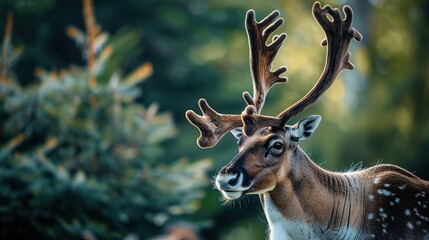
(267, 138, 284, 157)
(272, 142, 283, 150)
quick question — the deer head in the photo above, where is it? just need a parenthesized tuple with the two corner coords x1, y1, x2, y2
(186, 2, 362, 200)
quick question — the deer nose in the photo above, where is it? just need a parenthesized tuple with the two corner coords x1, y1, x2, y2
(227, 171, 241, 187)
(216, 172, 241, 190)
(216, 168, 246, 190)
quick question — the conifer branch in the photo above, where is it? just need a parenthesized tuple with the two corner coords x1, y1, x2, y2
(83, 0, 97, 89)
(1, 12, 13, 83)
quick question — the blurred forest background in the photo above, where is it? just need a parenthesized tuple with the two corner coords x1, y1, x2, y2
(0, 0, 428, 239)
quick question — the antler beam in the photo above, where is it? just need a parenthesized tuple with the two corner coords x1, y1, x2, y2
(245, 10, 288, 113)
(276, 2, 362, 126)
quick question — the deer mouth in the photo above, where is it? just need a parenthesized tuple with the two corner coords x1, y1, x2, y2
(221, 190, 244, 200)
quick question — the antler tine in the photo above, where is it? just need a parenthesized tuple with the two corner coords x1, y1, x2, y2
(276, 1, 362, 126)
(185, 99, 242, 148)
(245, 9, 288, 114)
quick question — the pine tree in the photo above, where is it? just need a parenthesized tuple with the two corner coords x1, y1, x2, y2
(0, 1, 211, 239)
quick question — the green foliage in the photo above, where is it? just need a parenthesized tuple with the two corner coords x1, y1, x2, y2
(0, 14, 210, 240)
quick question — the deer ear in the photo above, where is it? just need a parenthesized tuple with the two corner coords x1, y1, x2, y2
(287, 115, 321, 142)
(231, 128, 243, 140)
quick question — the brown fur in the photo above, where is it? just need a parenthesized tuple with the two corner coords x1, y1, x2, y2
(223, 128, 429, 238)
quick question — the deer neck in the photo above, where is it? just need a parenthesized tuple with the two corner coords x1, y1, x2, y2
(261, 146, 367, 239)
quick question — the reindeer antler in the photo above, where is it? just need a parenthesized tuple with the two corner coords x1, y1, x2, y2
(276, 2, 362, 125)
(185, 99, 242, 148)
(186, 2, 361, 148)
(186, 9, 287, 148)
(242, 2, 361, 136)
(244, 10, 288, 113)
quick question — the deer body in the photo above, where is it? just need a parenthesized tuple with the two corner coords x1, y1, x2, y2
(261, 146, 366, 240)
(260, 144, 429, 239)
(186, 2, 429, 239)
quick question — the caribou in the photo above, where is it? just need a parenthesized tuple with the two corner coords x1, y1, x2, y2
(186, 2, 429, 239)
